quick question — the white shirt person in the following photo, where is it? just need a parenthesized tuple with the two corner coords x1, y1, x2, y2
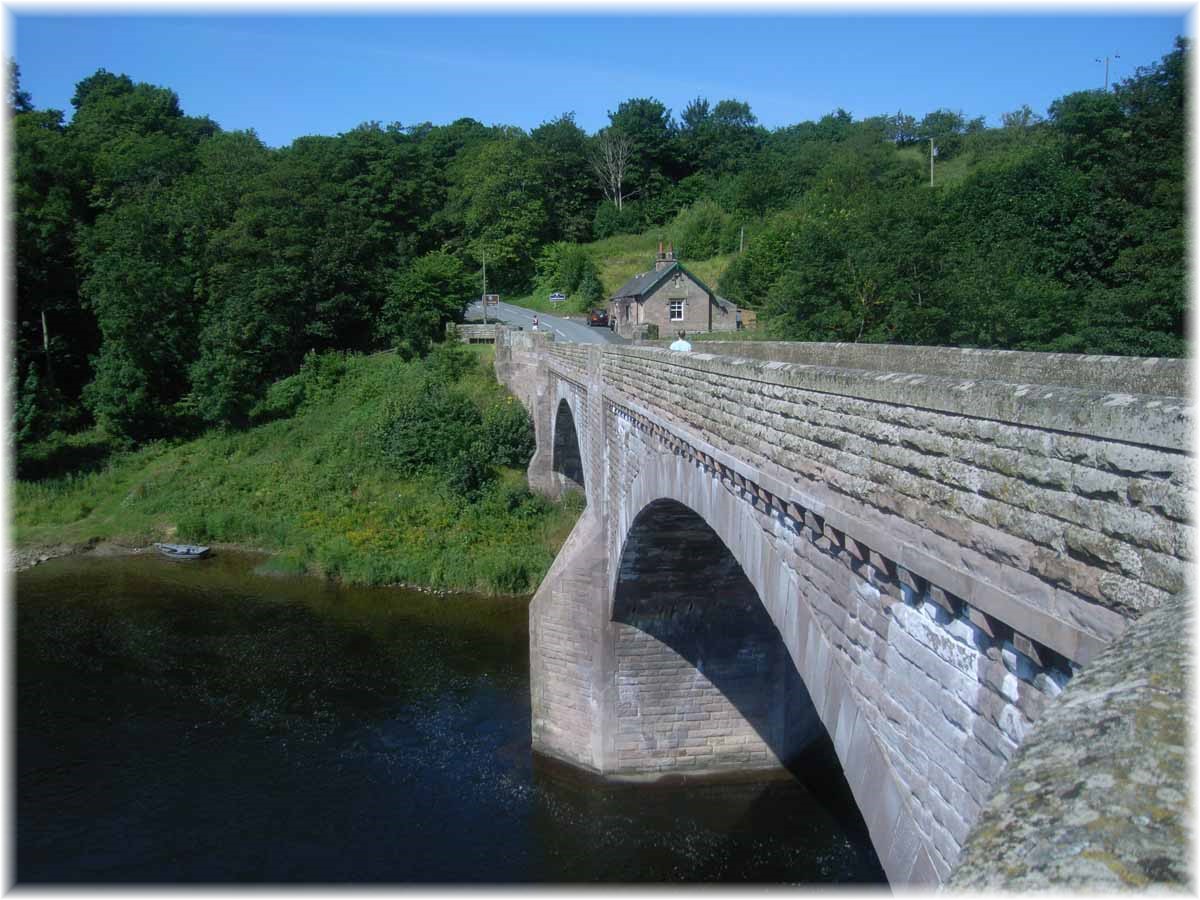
(669, 330, 692, 352)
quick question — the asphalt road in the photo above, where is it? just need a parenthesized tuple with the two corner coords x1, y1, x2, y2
(465, 301, 626, 345)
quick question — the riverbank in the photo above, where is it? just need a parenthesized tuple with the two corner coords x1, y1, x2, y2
(13, 346, 583, 594)
(10, 539, 96, 572)
(9, 540, 490, 601)
(11, 538, 239, 573)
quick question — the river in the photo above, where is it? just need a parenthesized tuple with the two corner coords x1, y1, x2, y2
(16, 551, 886, 884)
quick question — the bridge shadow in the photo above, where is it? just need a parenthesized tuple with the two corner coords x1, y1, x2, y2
(611, 498, 877, 858)
(552, 399, 585, 494)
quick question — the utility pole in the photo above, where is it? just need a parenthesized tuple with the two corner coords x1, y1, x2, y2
(930, 139, 936, 187)
(1095, 51, 1120, 91)
(481, 248, 487, 325)
(739, 226, 745, 253)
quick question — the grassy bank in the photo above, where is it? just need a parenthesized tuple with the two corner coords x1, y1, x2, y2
(586, 230, 734, 297)
(14, 346, 583, 594)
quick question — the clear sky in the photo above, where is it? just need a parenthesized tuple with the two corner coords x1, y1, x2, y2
(8, 9, 1190, 148)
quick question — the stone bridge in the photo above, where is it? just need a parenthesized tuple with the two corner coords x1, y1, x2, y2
(493, 329, 1190, 887)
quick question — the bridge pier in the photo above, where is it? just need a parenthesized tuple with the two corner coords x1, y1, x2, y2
(528, 501, 827, 781)
(527, 509, 610, 770)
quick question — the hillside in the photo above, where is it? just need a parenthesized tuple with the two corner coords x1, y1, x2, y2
(507, 229, 738, 314)
(14, 346, 582, 593)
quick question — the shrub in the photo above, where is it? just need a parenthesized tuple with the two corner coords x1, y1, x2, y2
(375, 385, 482, 474)
(482, 398, 535, 468)
(444, 440, 497, 500)
(670, 199, 732, 260)
(424, 342, 476, 384)
(592, 200, 643, 239)
(576, 270, 605, 309)
(296, 350, 349, 404)
(534, 242, 603, 310)
(250, 350, 349, 423)
(250, 372, 306, 422)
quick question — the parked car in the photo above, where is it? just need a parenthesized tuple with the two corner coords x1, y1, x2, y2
(589, 308, 609, 327)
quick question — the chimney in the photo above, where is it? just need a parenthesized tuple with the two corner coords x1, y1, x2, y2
(655, 239, 672, 272)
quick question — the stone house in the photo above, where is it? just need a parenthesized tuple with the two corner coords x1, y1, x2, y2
(608, 243, 738, 339)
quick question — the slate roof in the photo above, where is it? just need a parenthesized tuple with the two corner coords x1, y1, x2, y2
(613, 260, 732, 300)
(611, 262, 681, 301)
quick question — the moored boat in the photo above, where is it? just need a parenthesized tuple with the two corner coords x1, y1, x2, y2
(153, 543, 211, 560)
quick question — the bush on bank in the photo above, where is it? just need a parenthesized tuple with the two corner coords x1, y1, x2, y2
(13, 345, 583, 594)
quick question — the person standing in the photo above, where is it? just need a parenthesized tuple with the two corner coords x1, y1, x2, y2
(669, 330, 692, 352)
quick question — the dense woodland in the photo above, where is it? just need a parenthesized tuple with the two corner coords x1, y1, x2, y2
(11, 39, 1187, 454)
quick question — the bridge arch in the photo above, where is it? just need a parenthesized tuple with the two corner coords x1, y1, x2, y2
(551, 397, 585, 496)
(611, 498, 826, 775)
(610, 441, 931, 881)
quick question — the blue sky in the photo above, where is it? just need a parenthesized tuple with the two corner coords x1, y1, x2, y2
(9, 11, 1189, 147)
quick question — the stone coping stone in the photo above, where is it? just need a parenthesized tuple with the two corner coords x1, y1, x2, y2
(608, 345, 1189, 450)
(947, 588, 1191, 891)
(642, 340, 1188, 397)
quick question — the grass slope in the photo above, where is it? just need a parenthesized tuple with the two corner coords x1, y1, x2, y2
(507, 228, 737, 315)
(14, 347, 583, 594)
(896, 145, 978, 188)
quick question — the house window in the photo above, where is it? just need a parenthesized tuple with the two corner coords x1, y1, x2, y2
(669, 300, 684, 321)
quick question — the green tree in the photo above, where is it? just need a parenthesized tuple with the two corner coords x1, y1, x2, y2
(702, 99, 764, 176)
(379, 251, 476, 357)
(67, 69, 216, 206)
(916, 108, 969, 158)
(8, 59, 32, 114)
(448, 135, 545, 292)
(80, 186, 202, 439)
(13, 105, 94, 431)
(530, 112, 597, 242)
(607, 97, 680, 218)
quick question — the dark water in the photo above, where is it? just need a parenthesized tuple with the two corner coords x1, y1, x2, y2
(16, 552, 886, 884)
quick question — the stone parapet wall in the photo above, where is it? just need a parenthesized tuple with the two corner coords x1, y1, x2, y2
(450, 323, 497, 343)
(546, 342, 591, 375)
(652, 340, 1188, 397)
(598, 346, 1188, 656)
(618, 346, 1186, 447)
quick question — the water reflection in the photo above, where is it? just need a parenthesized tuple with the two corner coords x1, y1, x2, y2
(16, 552, 885, 884)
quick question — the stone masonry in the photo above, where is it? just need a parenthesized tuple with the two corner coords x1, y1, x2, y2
(492, 329, 1190, 888)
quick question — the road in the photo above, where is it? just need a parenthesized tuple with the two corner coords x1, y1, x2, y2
(466, 301, 626, 345)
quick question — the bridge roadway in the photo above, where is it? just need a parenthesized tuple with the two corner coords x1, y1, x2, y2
(494, 328, 1190, 889)
(465, 300, 625, 345)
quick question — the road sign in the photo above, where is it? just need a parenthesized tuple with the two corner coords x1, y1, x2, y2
(549, 292, 566, 303)
(483, 294, 500, 305)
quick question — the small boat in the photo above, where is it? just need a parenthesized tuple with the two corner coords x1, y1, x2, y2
(154, 543, 212, 561)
